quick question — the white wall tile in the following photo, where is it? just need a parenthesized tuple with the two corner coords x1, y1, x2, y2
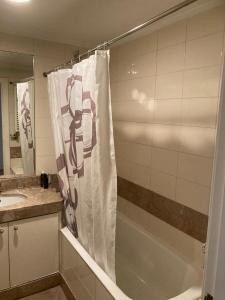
(114, 121, 152, 145)
(179, 127, 216, 157)
(183, 66, 221, 98)
(157, 43, 185, 74)
(127, 76, 156, 101)
(176, 178, 210, 215)
(150, 170, 176, 200)
(131, 51, 157, 78)
(116, 158, 132, 181)
(158, 20, 187, 49)
(185, 32, 224, 69)
(151, 147, 178, 176)
(111, 51, 156, 82)
(156, 72, 183, 99)
(178, 153, 213, 186)
(187, 5, 225, 40)
(111, 76, 155, 102)
(111, 32, 157, 63)
(112, 100, 154, 123)
(110, 60, 133, 82)
(152, 125, 180, 151)
(130, 162, 150, 189)
(115, 141, 151, 167)
(154, 99, 182, 125)
(181, 98, 218, 128)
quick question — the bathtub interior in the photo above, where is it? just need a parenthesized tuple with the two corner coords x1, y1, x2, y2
(60, 213, 202, 300)
(116, 213, 202, 300)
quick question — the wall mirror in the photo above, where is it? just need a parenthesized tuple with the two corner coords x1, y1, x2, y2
(0, 50, 34, 176)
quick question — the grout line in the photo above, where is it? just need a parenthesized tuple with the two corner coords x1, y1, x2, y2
(113, 118, 218, 129)
(111, 63, 222, 84)
(117, 154, 212, 189)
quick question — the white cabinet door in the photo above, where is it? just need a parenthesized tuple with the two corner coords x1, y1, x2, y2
(0, 223, 10, 290)
(9, 214, 59, 286)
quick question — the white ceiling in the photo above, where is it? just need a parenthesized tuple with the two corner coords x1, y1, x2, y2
(0, 0, 223, 48)
(0, 51, 33, 72)
(0, 0, 204, 48)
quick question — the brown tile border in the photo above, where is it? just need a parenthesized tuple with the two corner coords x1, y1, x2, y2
(0, 176, 39, 191)
(118, 176, 208, 243)
(0, 272, 61, 300)
(10, 147, 22, 159)
(0, 174, 59, 191)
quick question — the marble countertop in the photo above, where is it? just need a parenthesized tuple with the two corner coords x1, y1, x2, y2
(0, 187, 63, 223)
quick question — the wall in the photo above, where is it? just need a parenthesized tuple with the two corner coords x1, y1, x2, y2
(0, 32, 78, 174)
(111, 4, 225, 268)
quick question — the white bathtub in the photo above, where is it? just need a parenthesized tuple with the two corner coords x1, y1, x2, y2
(60, 212, 202, 300)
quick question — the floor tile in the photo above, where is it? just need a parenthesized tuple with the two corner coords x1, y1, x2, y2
(19, 286, 67, 300)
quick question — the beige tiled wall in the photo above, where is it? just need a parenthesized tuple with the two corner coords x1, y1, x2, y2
(111, 5, 225, 218)
(0, 32, 78, 174)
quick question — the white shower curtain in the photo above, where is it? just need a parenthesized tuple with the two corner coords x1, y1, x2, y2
(17, 81, 34, 175)
(48, 50, 117, 281)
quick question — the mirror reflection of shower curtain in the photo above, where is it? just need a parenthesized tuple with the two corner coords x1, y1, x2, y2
(17, 81, 34, 175)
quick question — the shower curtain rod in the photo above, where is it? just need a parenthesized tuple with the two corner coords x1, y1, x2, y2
(43, 0, 198, 77)
(10, 76, 34, 85)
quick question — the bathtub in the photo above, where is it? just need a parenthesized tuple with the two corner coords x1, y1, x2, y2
(60, 212, 202, 300)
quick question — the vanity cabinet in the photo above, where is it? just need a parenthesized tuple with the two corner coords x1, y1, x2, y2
(0, 223, 10, 290)
(0, 213, 59, 290)
(9, 213, 59, 286)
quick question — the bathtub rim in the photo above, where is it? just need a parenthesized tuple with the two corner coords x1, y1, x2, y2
(60, 226, 132, 300)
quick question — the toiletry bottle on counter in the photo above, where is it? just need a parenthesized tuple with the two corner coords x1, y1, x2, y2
(40, 171, 49, 189)
(43, 173, 49, 189)
(40, 170, 45, 187)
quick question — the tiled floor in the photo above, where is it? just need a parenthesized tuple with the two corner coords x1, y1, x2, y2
(19, 286, 67, 300)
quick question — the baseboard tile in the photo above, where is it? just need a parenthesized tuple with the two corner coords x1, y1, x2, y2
(0, 272, 61, 300)
(60, 274, 77, 300)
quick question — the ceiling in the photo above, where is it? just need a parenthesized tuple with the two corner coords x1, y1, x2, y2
(0, 51, 33, 72)
(0, 0, 223, 48)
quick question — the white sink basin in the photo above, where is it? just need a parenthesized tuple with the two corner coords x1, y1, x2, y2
(0, 194, 27, 207)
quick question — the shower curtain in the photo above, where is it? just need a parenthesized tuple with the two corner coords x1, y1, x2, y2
(17, 81, 34, 175)
(48, 50, 117, 281)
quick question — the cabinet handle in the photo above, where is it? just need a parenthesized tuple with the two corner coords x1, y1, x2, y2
(14, 226, 19, 231)
(0, 228, 4, 234)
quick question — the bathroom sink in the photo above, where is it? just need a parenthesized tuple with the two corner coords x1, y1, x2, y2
(0, 194, 27, 207)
